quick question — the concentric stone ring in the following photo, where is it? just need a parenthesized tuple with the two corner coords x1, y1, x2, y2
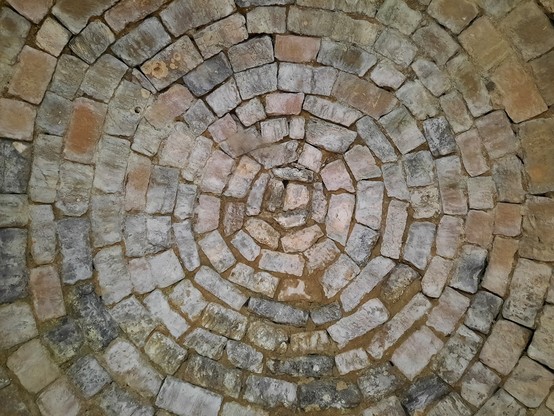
(1, 0, 554, 415)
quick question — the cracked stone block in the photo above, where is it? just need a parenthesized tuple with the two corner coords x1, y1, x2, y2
(68, 355, 111, 398)
(244, 375, 297, 408)
(144, 290, 189, 338)
(144, 331, 187, 375)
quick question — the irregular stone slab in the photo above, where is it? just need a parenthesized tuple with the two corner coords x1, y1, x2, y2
(201, 302, 248, 340)
(401, 374, 450, 414)
(503, 259, 551, 328)
(94, 246, 133, 305)
(247, 320, 288, 352)
(57, 218, 92, 284)
(333, 72, 397, 118)
(368, 293, 432, 359)
(362, 396, 406, 416)
(7, 338, 60, 393)
(382, 264, 419, 303)
(376, 0, 422, 35)
(29, 205, 56, 265)
(194, 13, 248, 59)
(93, 135, 130, 194)
(30, 265, 65, 322)
(321, 159, 354, 192)
(447, 54, 491, 117)
(0, 194, 27, 227)
(68, 355, 111, 398)
(326, 193, 355, 246)
(520, 197, 554, 262)
(345, 224, 379, 265)
(111, 17, 171, 66)
(374, 28, 418, 67)
(321, 254, 360, 299)
(69, 284, 118, 351)
(97, 383, 151, 415)
(403, 151, 435, 187)
(143, 289, 189, 338)
(335, 348, 370, 375)
(275, 34, 320, 63)
(231, 230, 261, 262)
(198, 231, 237, 274)
(0, 302, 37, 350)
(184, 355, 242, 398)
(358, 363, 405, 401)
(268, 355, 333, 378)
(521, 117, 554, 195)
(440, 91, 473, 133)
(69, 21, 114, 64)
(244, 375, 297, 408)
(200, 149, 234, 195)
(480, 319, 531, 375)
(345, 146, 380, 181)
(379, 106, 425, 155)
(194, 194, 220, 234)
(235, 63, 278, 100)
(504, 356, 554, 408)
(0, 139, 31, 194)
(0, 98, 35, 142)
(259, 250, 305, 277)
(381, 200, 408, 259)
(427, 287, 470, 335)
(403, 222, 436, 270)
(432, 325, 482, 385)
(184, 328, 227, 359)
(160, 0, 235, 36)
(436, 155, 468, 215)
(247, 6, 286, 34)
(226, 340, 263, 373)
(450, 244, 487, 294)
(156, 376, 223, 416)
(290, 330, 332, 354)
(464, 291, 502, 334)
(475, 389, 527, 416)
(422, 256, 453, 298)
(412, 58, 450, 97)
(109, 296, 156, 347)
(195, 266, 246, 310)
(317, 39, 376, 76)
(229, 263, 278, 297)
(145, 165, 179, 214)
(249, 297, 308, 326)
(183, 52, 232, 96)
(392, 326, 444, 380)
(304, 96, 362, 127)
(528, 305, 554, 370)
(460, 361, 501, 407)
(56, 161, 93, 216)
(328, 299, 389, 347)
(299, 379, 361, 410)
(141, 36, 202, 91)
(144, 331, 186, 375)
(0, 7, 30, 65)
(79, 55, 126, 103)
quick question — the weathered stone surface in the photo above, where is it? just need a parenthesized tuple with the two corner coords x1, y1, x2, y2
(363, 396, 406, 416)
(374, 28, 418, 67)
(198, 232, 237, 274)
(440, 91, 473, 134)
(36, 378, 81, 416)
(403, 222, 435, 270)
(184, 328, 227, 360)
(370, 60, 406, 90)
(201, 302, 247, 341)
(528, 305, 554, 370)
(184, 355, 242, 398)
(450, 245, 487, 294)
(475, 389, 527, 416)
(328, 299, 389, 347)
(235, 63, 278, 100)
(195, 266, 246, 310)
(29, 265, 65, 322)
(160, 0, 235, 36)
(358, 363, 404, 401)
(249, 297, 307, 326)
(379, 106, 425, 155)
(144, 290, 189, 338)
(460, 361, 501, 407)
(183, 53, 232, 97)
(321, 253, 360, 299)
(156, 376, 223, 416)
(57, 218, 92, 284)
(335, 348, 370, 375)
(0, 98, 36, 142)
(401, 375, 450, 414)
(226, 340, 263, 373)
(0, 7, 31, 65)
(195, 14, 247, 59)
(0, 302, 37, 350)
(392, 326, 444, 380)
(94, 246, 133, 305)
(317, 39, 376, 76)
(397, 80, 439, 120)
(244, 375, 297, 408)
(299, 379, 361, 410)
(465, 291, 502, 334)
(259, 250, 305, 277)
(247, 6, 286, 34)
(447, 54, 491, 117)
(7, 338, 60, 393)
(520, 117, 554, 195)
(504, 356, 554, 408)
(376, 0, 422, 35)
(520, 197, 554, 262)
(305, 118, 357, 154)
(68, 355, 111, 398)
(480, 319, 531, 375)
(268, 355, 333, 378)
(275, 34, 320, 62)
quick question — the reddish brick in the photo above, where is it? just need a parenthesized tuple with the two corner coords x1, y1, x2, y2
(8, 46, 57, 105)
(0, 98, 36, 141)
(275, 35, 321, 63)
(265, 92, 304, 115)
(465, 210, 494, 247)
(145, 84, 194, 128)
(125, 152, 152, 212)
(63, 98, 107, 164)
(30, 265, 65, 322)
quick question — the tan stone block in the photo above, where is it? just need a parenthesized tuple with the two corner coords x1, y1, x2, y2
(275, 35, 321, 63)
(0, 98, 36, 141)
(265, 92, 304, 115)
(428, 0, 479, 34)
(531, 50, 554, 105)
(459, 17, 512, 71)
(7, 0, 52, 24)
(105, 0, 169, 33)
(520, 197, 554, 262)
(8, 46, 56, 105)
(520, 117, 554, 194)
(504, 357, 554, 408)
(481, 236, 518, 297)
(465, 210, 494, 247)
(480, 320, 531, 375)
(494, 203, 522, 237)
(491, 59, 547, 123)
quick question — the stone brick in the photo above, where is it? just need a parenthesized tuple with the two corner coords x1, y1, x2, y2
(436, 215, 462, 258)
(382, 162, 409, 201)
(436, 155, 468, 215)
(450, 244, 487, 294)
(69, 21, 114, 64)
(427, 287, 470, 335)
(194, 14, 248, 59)
(247, 6, 286, 34)
(528, 305, 554, 370)
(36, 378, 81, 416)
(304, 96, 362, 127)
(157, 377, 223, 416)
(328, 299, 389, 347)
(0, 302, 37, 350)
(460, 361, 501, 407)
(299, 379, 361, 410)
(184, 328, 227, 359)
(379, 106, 425, 155)
(504, 357, 554, 408)
(35, 17, 71, 57)
(275, 35, 320, 63)
(520, 197, 554, 262)
(265, 92, 304, 116)
(358, 363, 404, 402)
(492, 155, 525, 203)
(228, 36, 274, 73)
(391, 326, 444, 380)
(145, 165, 179, 214)
(145, 331, 187, 375)
(465, 291, 503, 334)
(370, 60, 406, 90)
(440, 91, 473, 133)
(143, 290, 189, 338)
(306, 118, 357, 153)
(480, 319, 531, 375)
(0, 98, 36, 142)
(363, 396, 406, 416)
(317, 39, 376, 76)
(531, 50, 554, 106)
(455, 129, 488, 177)
(94, 246, 133, 305)
(494, 203, 521, 236)
(481, 236, 519, 296)
(521, 117, 554, 194)
(447, 54, 491, 117)
(105, 0, 169, 33)
(236, 63, 278, 100)
(8, 339, 60, 393)
(80, 54, 127, 103)
(475, 389, 527, 416)
(184, 355, 242, 398)
(413, 22, 459, 66)
(403, 222, 436, 270)
(502, 1, 554, 61)
(141, 36, 203, 91)
(244, 375, 296, 408)
(491, 59, 547, 123)
(68, 355, 111, 398)
(333, 72, 397, 118)
(376, 0, 422, 35)
(201, 302, 248, 340)
(259, 250, 305, 277)
(52, 0, 117, 33)
(195, 266, 246, 310)
(467, 176, 496, 210)
(30, 265, 65, 322)
(465, 210, 494, 247)
(160, 0, 236, 37)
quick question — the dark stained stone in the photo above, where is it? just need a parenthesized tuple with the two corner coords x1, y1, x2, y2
(268, 355, 334, 377)
(183, 355, 242, 398)
(423, 116, 456, 157)
(401, 374, 451, 414)
(42, 317, 84, 363)
(450, 245, 488, 294)
(183, 52, 233, 96)
(0, 139, 31, 194)
(0, 228, 28, 303)
(299, 379, 362, 410)
(248, 297, 309, 326)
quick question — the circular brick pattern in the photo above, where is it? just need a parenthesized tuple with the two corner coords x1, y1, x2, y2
(0, 0, 554, 415)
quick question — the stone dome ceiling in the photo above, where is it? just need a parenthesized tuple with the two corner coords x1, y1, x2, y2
(0, 0, 554, 415)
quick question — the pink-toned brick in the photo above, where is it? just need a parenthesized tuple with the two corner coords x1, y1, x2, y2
(30, 265, 66, 322)
(275, 35, 321, 63)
